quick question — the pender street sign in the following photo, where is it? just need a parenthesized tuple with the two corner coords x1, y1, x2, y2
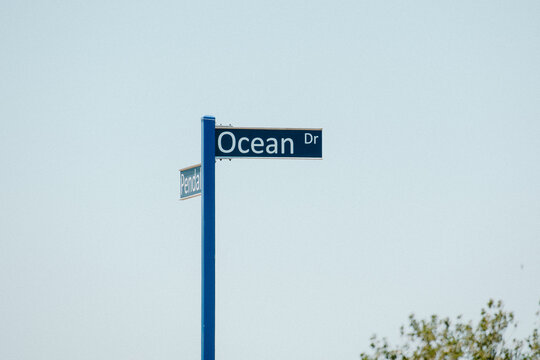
(179, 164, 201, 200)
(215, 127, 322, 159)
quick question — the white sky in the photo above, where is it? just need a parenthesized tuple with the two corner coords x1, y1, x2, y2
(1, 1, 539, 359)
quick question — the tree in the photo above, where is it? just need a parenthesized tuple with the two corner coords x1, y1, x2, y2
(360, 300, 539, 360)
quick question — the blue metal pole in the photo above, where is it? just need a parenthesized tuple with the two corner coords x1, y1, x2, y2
(201, 116, 215, 360)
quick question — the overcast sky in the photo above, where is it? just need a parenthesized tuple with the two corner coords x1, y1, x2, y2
(1, 1, 539, 360)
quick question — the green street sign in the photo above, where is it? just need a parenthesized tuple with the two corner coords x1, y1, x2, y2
(180, 164, 201, 200)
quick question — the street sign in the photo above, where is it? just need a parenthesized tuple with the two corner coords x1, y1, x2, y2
(180, 164, 201, 200)
(179, 117, 324, 360)
(215, 127, 322, 159)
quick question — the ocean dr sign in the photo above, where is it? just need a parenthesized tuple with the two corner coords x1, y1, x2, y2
(180, 164, 201, 200)
(215, 127, 323, 159)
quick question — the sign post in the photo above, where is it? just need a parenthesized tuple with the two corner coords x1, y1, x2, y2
(180, 117, 322, 360)
(201, 116, 215, 360)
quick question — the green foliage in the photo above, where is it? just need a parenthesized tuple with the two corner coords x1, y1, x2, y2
(360, 300, 540, 360)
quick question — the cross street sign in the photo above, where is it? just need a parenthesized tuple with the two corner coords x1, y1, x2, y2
(179, 164, 201, 200)
(179, 117, 323, 360)
(215, 127, 322, 159)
